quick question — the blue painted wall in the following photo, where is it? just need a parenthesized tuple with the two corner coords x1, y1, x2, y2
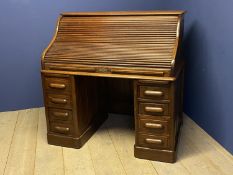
(161, 1, 233, 154)
(0, 1, 232, 154)
(0, 0, 165, 111)
(185, 1, 233, 154)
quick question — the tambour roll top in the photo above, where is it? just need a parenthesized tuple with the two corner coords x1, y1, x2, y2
(42, 11, 185, 78)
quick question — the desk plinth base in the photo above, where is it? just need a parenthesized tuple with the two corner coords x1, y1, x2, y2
(134, 146, 176, 163)
(47, 126, 96, 149)
(48, 133, 83, 148)
(47, 114, 108, 148)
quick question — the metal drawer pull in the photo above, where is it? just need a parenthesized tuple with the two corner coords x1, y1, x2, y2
(145, 106, 163, 113)
(145, 138, 163, 145)
(54, 126, 70, 133)
(144, 90, 163, 97)
(50, 98, 67, 104)
(145, 123, 163, 129)
(52, 111, 69, 119)
(49, 83, 66, 89)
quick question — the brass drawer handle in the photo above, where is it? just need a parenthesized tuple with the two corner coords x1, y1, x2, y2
(50, 98, 67, 104)
(145, 123, 163, 129)
(49, 83, 66, 89)
(144, 90, 163, 97)
(145, 138, 163, 145)
(145, 106, 163, 113)
(52, 111, 69, 119)
(54, 126, 70, 134)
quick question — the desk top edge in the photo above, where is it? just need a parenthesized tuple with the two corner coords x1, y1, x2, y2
(61, 10, 186, 17)
(41, 70, 177, 81)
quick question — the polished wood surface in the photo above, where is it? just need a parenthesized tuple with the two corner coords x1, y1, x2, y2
(0, 109, 232, 175)
(41, 11, 185, 163)
(134, 77, 183, 162)
(42, 11, 184, 77)
(62, 11, 185, 16)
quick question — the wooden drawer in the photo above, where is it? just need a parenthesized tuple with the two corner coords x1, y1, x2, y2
(48, 108, 72, 122)
(50, 122, 74, 136)
(46, 94, 72, 109)
(138, 80, 170, 85)
(44, 77, 71, 93)
(138, 86, 169, 100)
(137, 134, 170, 149)
(138, 102, 169, 116)
(138, 118, 169, 135)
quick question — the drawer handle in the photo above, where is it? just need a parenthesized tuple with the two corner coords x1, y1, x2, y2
(144, 90, 163, 97)
(50, 98, 67, 104)
(49, 83, 66, 89)
(52, 111, 69, 119)
(145, 106, 163, 113)
(145, 138, 163, 145)
(54, 126, 70, 134)
(145, 123, 163, 129)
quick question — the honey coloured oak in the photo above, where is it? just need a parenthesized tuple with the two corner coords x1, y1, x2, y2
(41, 11, 185, 163)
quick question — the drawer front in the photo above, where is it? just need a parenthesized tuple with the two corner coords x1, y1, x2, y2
(138, 119, 169, 135)
(44, 77, 71, 93)
(48, 108, 72, 122)
(137, 134, 170, 149)
(46, 94, 72, 109)
(139, 102, 169, 116)
(138, 80, 170, 85)
(50, 122, 74, 136)
(138, 86, 169, 100)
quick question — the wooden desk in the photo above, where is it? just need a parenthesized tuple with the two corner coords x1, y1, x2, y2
(41, 11, 185, 163)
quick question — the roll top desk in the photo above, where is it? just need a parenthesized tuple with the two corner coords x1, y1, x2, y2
(41, 11, 185, 163)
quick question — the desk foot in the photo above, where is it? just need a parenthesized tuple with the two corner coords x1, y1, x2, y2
(47, 114, 108, 148)
(134, 146, 176, 163)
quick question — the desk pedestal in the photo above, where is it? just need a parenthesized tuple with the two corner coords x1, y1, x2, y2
(41, 73, 183, 163)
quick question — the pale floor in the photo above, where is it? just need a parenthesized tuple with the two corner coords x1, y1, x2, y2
(0, 108, 232, 175)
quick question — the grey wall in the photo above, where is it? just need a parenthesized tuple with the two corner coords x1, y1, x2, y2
(0, 0, 232, 154)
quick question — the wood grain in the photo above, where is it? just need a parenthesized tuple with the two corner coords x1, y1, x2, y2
(106, 114, 158, 175)
(4, 109, 39, 175)
(178, 132, 223, 175)
(184, 114, 233, 162)
(45, 16, 177, 68)
(34, 108, 64, 175)
(87, 123, 126, 175)
(42, 11, 184, 77)
(182, 115, 233, 175)
(0, 108, 232, 175)
(63, 146, 95, 175)
(61, 11, 185, 16)
(0, 111, 18, 175)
